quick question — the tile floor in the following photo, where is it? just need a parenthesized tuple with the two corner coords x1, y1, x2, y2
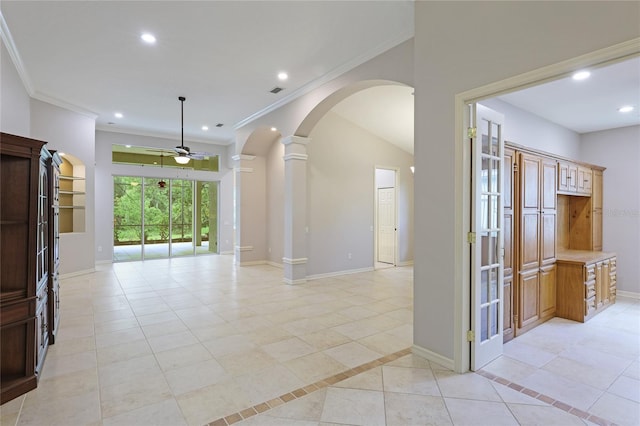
(1, 254, 638, 426)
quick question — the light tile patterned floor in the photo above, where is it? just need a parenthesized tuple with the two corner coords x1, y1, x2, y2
(1, 255, 638, 426)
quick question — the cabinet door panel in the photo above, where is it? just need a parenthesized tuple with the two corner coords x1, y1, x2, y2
(519, 270, 540, 328)
(521, 155, 540, 209)
(521, 213, 540, 270)
(540, 265, 556, 318)
(540, 212, 556, 265)
(542, 160, 557, 210)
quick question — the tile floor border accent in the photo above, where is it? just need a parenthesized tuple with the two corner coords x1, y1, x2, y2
(475, 369, 616, 426)
(205, 346, 619, 426)
(206, 347, 413, 426)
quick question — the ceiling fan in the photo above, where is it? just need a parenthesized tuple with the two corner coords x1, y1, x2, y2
(172, 96, 214, 165)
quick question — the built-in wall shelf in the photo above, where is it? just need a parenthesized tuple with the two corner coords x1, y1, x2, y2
(58, 157, 86, 233)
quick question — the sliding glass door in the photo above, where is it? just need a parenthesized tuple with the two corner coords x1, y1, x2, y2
(113, 176, 218, 261)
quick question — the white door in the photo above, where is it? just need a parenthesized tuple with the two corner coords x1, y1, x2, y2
(470, 103, 505, 370)
(377, 187, 396, 264)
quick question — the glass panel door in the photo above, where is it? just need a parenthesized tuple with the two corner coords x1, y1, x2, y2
(113, 176, 142, 261)
(471, 103, 505, 370)
(171, 179, 194, 257)
(143, 178, 170, 259)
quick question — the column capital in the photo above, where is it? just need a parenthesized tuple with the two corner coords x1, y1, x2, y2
(232, 154, 256, 162)
(282, 135, 311, 146)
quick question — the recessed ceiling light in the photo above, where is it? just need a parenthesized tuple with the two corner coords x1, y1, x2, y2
(572, 70, 591, 81)
(125, 145, 132, 148)
(58, 152, 66, 156)
(271, 127, 277, 132)
(141, 33, 156, 44)
(278, 72, 288, 81)
(114, 112, 123, 118)
(618, 105, 634, 113)
(202, 126, 209, 131)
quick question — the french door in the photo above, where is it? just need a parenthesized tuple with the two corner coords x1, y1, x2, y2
(470, 104, 505, 370)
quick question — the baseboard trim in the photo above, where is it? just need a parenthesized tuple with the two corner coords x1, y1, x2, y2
(60, 268, 96, 280)
(267, 261, 283, 269)
(238, 260, 267, 266)
(220, 250, 234, 255)
(283, 277, 307, 285)
(412, 344, 455, 371)
(617, 290, 640, 300)
(397, 260, 414, 267)
(306, 267, 374, 281)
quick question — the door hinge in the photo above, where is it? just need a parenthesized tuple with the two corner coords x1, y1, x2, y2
(467, 232, 476, 244)
(467, 330, 475, 342)
(467, 127, 477, 139)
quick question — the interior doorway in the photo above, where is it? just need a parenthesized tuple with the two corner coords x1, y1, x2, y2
(375, 167, 397, 270)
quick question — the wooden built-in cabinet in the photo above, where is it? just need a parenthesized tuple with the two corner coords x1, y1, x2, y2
(516, 152, 557, 335)
(502, 148, 516, 342)
(503, 142, 611, 342)
(1, 133, 60, 404)
(558, 160, 592, 196)
(556, 251, 616, 322)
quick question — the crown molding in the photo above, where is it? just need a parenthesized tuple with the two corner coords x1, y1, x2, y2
(32, 91, 99, 120)
(233, 30, 414, 130)
(0, 11, 34, 95)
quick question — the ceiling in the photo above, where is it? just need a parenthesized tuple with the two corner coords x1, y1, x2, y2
(1, 1, 638, 154)
(0, 1, 413, 145)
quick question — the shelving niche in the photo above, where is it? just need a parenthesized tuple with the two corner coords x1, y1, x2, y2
(58, 155, 85, 233)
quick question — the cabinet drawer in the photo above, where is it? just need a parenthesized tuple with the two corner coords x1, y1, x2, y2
(584, 282, 596, 299)
(585, 297, 597, 317)
(584, 265, 596, 282)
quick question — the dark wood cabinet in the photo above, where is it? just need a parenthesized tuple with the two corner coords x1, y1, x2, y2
(47, 152, 62, 343)
(1, 133, 58, 404)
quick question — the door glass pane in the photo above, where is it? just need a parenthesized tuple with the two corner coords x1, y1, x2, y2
(481, 158, 490, 193)
(490, 302, 499, 337)
(481, 306, 488, 342)
(113, 176, 142, 261)
(490, 159, 500, 193)
(491, 122, 500, 156)
(490, 195, 499, 230)
(171, 179, 193, 257)
(144, 178, 170, 259)
(196, 181, 218, 255)
(490, 267, 499, 301)
(481, 119, 490, 154)
(481, 270, 489, 304)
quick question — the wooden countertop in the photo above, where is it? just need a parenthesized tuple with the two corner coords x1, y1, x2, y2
(556, 250, 616, 265)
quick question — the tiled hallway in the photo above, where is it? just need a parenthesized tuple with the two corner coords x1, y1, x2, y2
(1, 255, 638, 425)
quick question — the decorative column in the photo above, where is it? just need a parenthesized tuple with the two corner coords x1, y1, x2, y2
(232, 154, 257, 265)
(282, 136, 310, 284)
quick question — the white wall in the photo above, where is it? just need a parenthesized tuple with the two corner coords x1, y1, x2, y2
(1, 42, 30, 136)
(94, 130, 235, 262)
(30, 99, 96, 275)
(307, 111, 414, 276)
(482, 98, 581, 158)
(266, 140, 285, 265)
(580, 125, 640, 294)
(414, 1, 640, 364)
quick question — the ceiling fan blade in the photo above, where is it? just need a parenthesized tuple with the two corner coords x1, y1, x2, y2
(174, 146, 189, 155)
